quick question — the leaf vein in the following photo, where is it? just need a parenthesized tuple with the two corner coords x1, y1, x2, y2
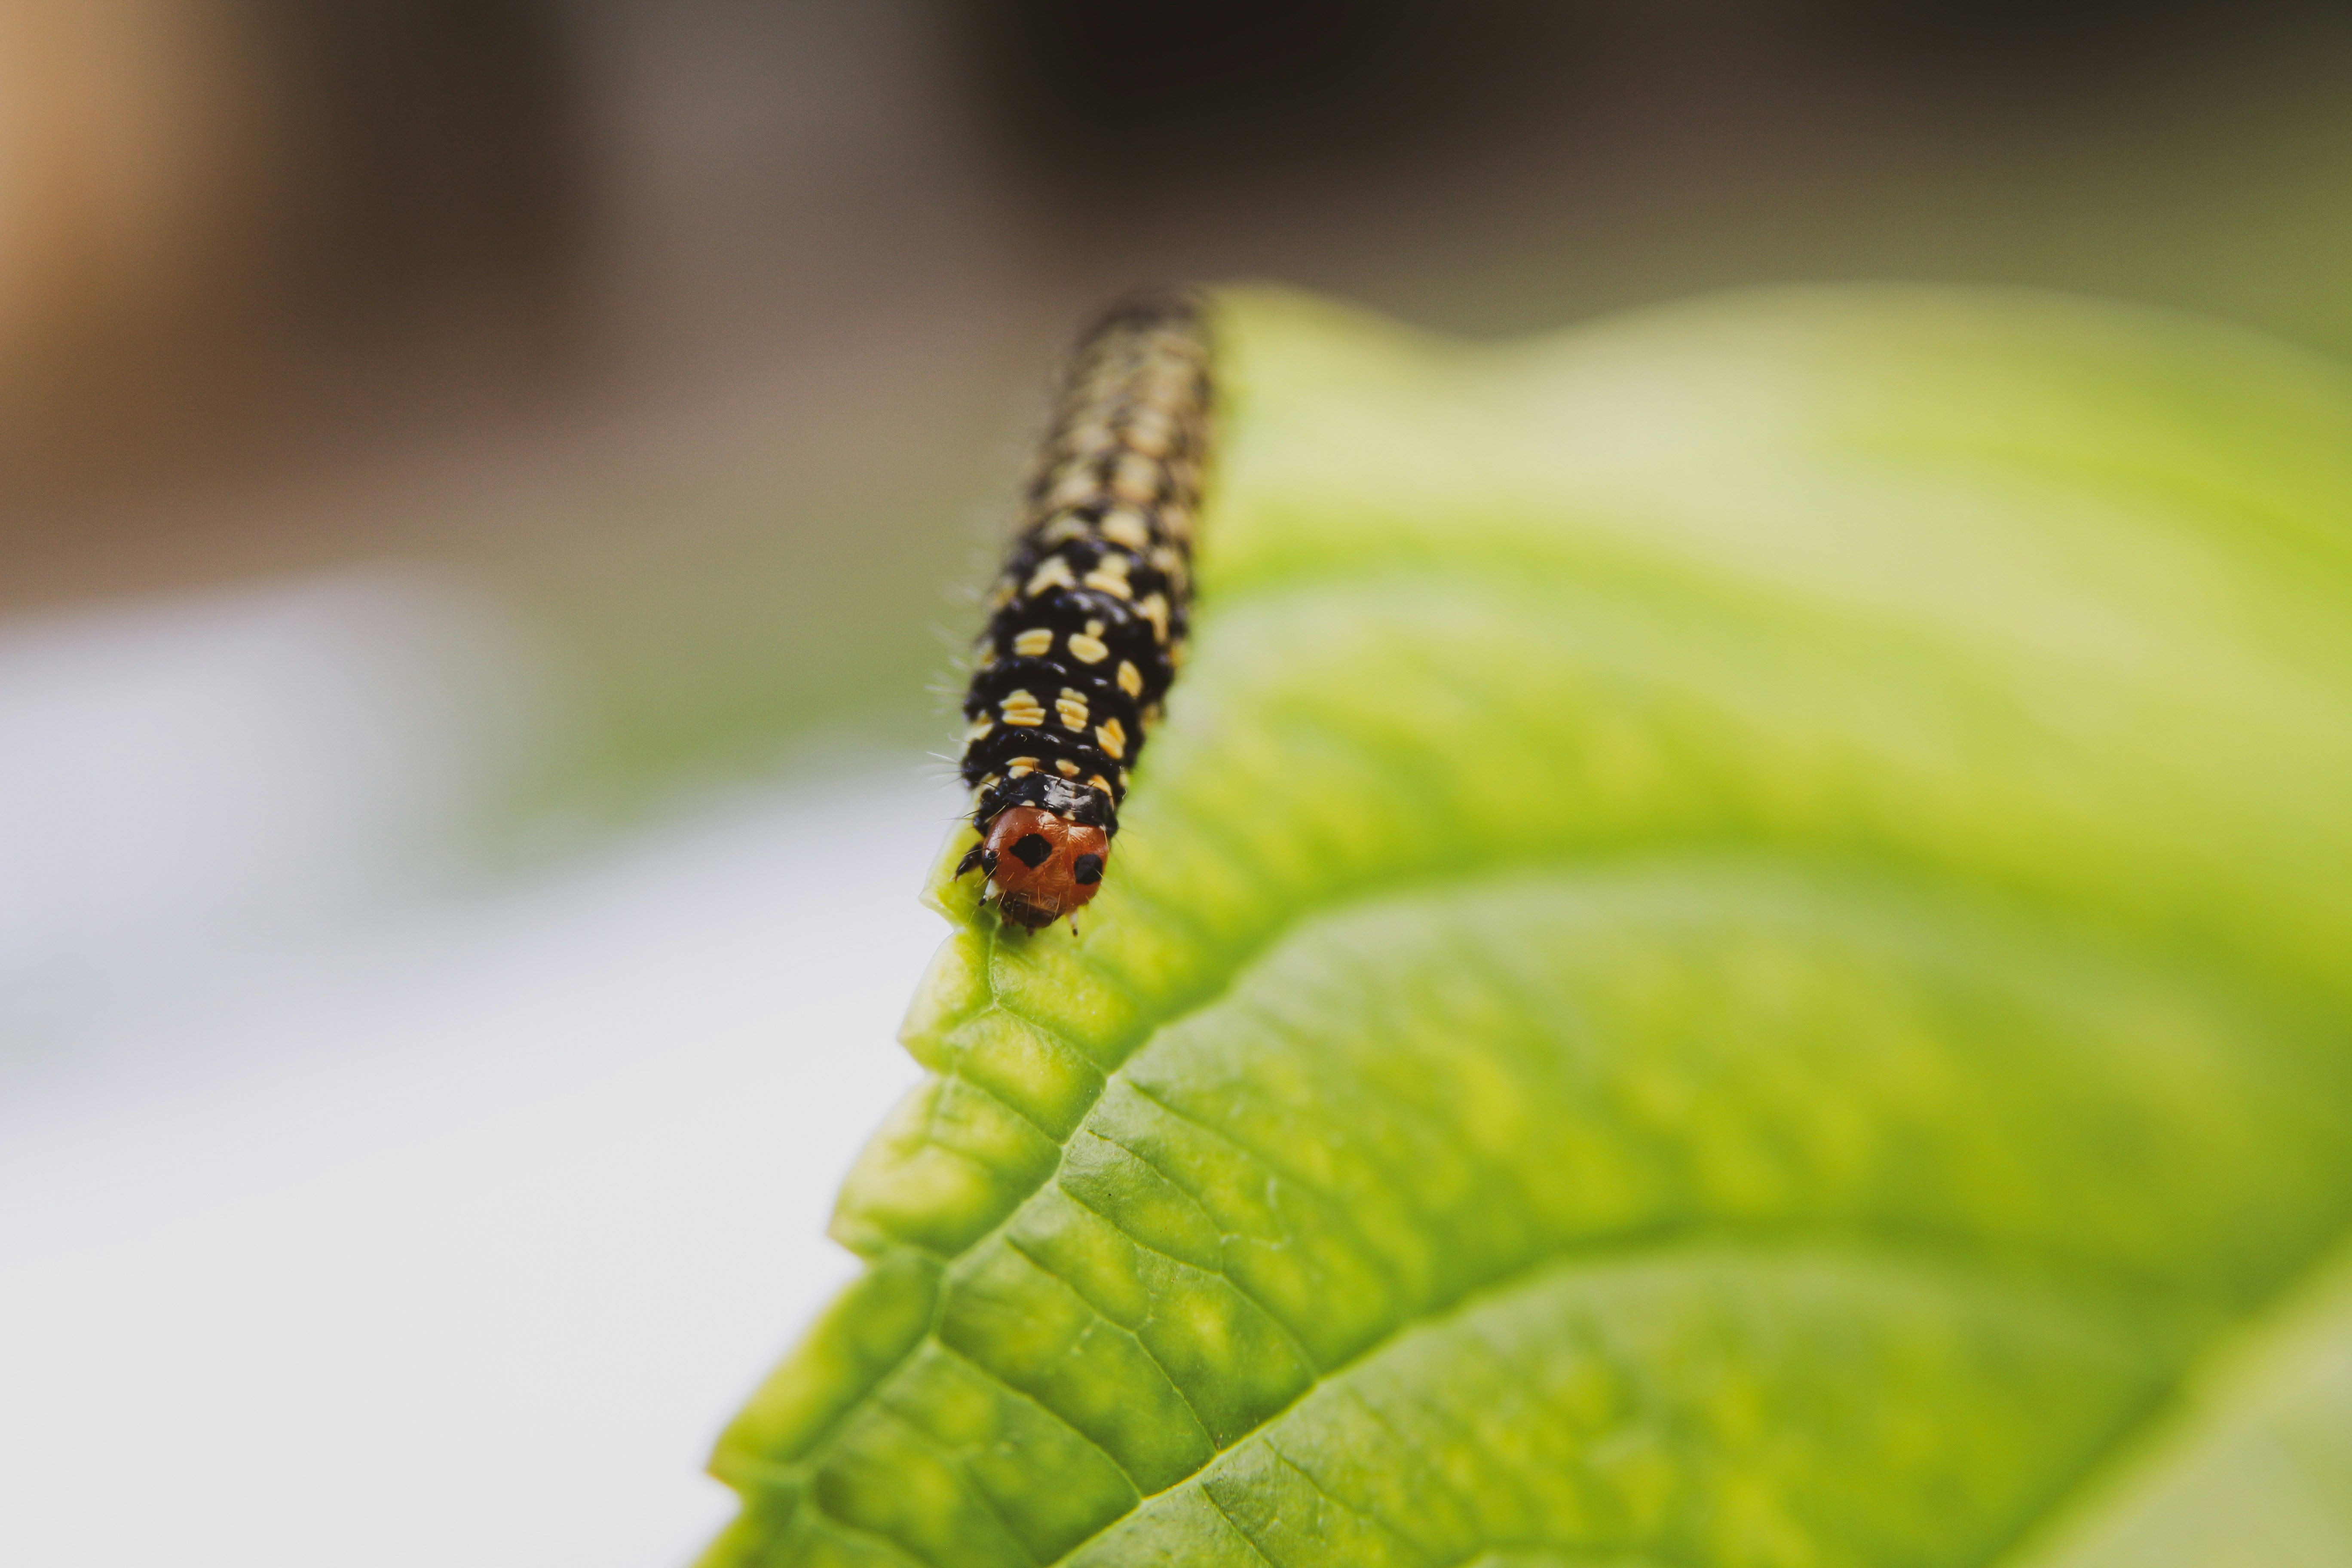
(1052, 1164, 1326, 1378)
(1001, 1230, 1224, 1454)
(928, 1340, 1151, 1495)
(1263, 1438, 1437, 1559)
(1201, 1482, 1288, 1568)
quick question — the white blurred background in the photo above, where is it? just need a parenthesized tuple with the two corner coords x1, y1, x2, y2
(0, 572, 938, 1565)
(8, 2, 2352, 1564)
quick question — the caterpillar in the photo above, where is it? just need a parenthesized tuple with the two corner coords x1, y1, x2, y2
(952, 290, 1212, 932)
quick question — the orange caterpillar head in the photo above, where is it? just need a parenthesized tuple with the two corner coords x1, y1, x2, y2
(955, 805, 1108, 931)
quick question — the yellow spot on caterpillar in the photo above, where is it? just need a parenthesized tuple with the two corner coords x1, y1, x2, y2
(999, 689, 1047, 726)
(1037, 512, 1090, 545)
(1158, 506, 1193, 543)
(1110, 453, 1159, 503)
(1144, 327, 1205, 361)
(1116, 660, 1142, 697)
(978, 773, 1001, 793)
(1082, 553, 1133, 598)
(1056, 759, 1080, 777)
(1013, 628, 1054, 657)
(1026, 555, 1078, 596)
(1067, 632, 1109, 664)
(1007, 757, 1038, 777)
(965, 716, 994, 741)
(1095, 717, 1127, 759)
(1122, 419, 1171, 459)
(1085, 618, 1106, 637)
(1142, 702, 1163, 732)
(1138, 592, 1170, 643)
(1056, 689, 1089, 730)
(1099, 509, 1150, 550)
(987, 579, 1017, 610)
(1087, 774, 1113, 795)
(1118, 768, 1130, 790)
(1049, 471, 1099, 508)
(1149, 546, 1187, 587)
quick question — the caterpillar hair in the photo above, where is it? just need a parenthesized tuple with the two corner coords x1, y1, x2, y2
(952, 290, 1213, 932)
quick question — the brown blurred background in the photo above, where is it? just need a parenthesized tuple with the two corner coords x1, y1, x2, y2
(8, 0, 2352, 817)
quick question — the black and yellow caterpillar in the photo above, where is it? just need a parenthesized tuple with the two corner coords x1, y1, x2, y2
(953, 291, 1213, 931)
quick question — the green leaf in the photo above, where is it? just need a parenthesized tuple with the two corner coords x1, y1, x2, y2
(2007, 1236, 2352, 1568)
(700, 286, 2352, 1567)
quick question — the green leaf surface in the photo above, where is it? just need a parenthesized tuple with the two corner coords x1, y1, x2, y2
(2007, 1235, 2352, 1568)
(701, 286, 2352, 1567)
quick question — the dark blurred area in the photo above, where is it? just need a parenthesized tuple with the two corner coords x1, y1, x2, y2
(7, 0, 2352, 812)
(958, 0, 1597, 177)
(3, 0, 584, 494)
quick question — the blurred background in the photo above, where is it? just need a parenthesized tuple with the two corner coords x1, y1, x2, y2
(6, 2, 2352, 1564)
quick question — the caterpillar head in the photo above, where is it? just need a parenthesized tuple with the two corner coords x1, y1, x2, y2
(956, 805, 1108, 931)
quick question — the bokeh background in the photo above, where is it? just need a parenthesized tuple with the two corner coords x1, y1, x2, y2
(6, 3, 2352, 1564)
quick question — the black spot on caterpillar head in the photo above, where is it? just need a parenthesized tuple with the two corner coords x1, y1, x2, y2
(952, 288, 1211, 932)
(970, 805, 1110, 931)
